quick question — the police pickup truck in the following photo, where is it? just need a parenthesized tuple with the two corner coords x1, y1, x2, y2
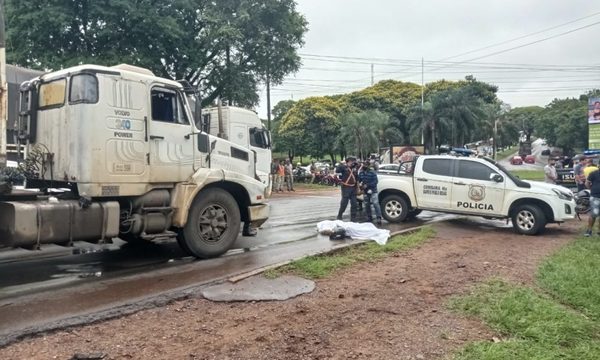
(377, 155, 576, 235)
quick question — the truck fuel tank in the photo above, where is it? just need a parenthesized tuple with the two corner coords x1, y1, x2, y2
(0, 200, 120, 248)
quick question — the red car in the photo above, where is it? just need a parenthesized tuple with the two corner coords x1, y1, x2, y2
(510, 156, 523, 165)
(524, 155, 535, 164)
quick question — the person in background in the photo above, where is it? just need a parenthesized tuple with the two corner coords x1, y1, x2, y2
(574, 157, 586, 192)
(336, 156, 359, 222)
(583, 158, 598, 179)
(271, 159, 279, 192)
(284, 159, 294, 191)
(358, 161, 383, 225)
(585, 163, 600, 237)
(309, 161, 318, 184)
(544, 158, 557, 184)
(276, 159, 285, 192)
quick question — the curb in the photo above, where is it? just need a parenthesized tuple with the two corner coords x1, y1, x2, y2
(227, 224, 430, 283)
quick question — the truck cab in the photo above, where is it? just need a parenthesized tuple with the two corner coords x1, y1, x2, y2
(201, 106, 271, 193)
(3, 64, 269, 258)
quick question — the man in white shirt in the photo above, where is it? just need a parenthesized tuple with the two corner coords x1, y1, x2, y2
(544, 158, 557, 184)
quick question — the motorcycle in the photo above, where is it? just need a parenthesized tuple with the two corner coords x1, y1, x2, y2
(575, 189, 591, 220)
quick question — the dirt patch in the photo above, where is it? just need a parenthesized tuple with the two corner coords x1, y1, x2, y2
(0, 219, 581, 360)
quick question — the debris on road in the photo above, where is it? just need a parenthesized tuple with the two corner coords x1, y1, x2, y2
(201, 275, 315, 302)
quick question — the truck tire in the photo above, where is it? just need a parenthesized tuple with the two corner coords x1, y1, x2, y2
(511, 204, 546, 235)
(381, 194, 409, 223)
(179, 188, 241, 258)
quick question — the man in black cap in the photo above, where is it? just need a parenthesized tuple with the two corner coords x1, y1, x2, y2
(336, 156, 359, 221)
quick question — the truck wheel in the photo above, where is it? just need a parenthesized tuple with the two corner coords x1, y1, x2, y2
(381, 194, 408, 223)
(179, 188, 241, 258)
(512, 204, 546, 235)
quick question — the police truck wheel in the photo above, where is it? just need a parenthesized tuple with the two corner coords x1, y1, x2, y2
(511, 204, 546, 235)
(381, 195, 408, 223)
(179, 188, 241, 258)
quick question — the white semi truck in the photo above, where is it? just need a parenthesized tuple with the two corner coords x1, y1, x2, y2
(0, 64, 270, 258)
(202, 105, 272, 195)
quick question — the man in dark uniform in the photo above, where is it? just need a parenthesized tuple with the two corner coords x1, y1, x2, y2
(336, 156, 358, 222)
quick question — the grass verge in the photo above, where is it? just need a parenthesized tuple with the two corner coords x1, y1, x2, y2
(450, 232, 600, 359)
(449, 279, 597, 346)
(265, 226, 435, 279)
(537, 234, 600, 321)
(294, 183, 338, 191)
(510, 169, 545, 181)
(496, 145, 518, 160)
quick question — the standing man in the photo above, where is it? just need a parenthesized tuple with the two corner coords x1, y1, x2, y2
(271, 159, 279, 192)
(276, 159, 285, 192)
(574, 157, 586, 192)
(544, 158, 557, 184)
(358, 161, 383, 225)
(309, 161, 318, 184)
(336, 156, 359, 222)
(284, 159, 294, 191)
(585, 164, 600, 237)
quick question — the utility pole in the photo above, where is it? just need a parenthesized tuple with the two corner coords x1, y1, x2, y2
(370, 63, 374, 85)
(421, 57, 425, 150)
(266, 68, 271, 132)
(493, 119, 498, 160)
(0, 0, 7, 167)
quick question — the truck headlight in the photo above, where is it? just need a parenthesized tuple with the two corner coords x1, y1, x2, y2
(552, 189, 573, 201)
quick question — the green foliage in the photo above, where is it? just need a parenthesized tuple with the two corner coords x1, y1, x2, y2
(449, 279, 598, 346)
(279, 96, 342, 160)
(277, 75, 502, 158)
(456, 340, 600, 360)
(336, 110, 389, 159)
(266, 227, 435, 279)
(6, 0, 307, 107)
(510, 170, 545, 181)
(537, 234, 600, 321)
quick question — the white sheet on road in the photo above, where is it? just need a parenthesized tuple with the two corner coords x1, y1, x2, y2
(316, 220, 391, 245)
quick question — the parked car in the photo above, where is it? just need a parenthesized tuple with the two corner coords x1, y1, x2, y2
(524, 155, 535, 164)
(510, 156, 523, 165)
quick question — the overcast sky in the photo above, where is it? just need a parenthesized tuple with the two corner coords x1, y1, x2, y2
(257, 0, 600, 119)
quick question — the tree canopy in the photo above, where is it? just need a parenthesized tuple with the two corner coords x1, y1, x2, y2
(5, 0, 307, 107)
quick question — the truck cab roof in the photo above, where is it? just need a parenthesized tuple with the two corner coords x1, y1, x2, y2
(35, 64, 183, 89)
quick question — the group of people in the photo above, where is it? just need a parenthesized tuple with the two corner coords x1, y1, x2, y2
(271, 156, 383, 225)
(545, 156, 600, 237)
(336, 156, 383, 225)
(271, 159, 295, 192)
(573, 157, 600, 237)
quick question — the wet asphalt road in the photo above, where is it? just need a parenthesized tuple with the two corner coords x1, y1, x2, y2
(0, 189, 450, 345)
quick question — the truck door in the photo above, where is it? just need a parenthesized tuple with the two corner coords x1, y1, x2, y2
(414, 158, 453, 209)
(451, 159, 505, 215)
(148, 86, 197, 183)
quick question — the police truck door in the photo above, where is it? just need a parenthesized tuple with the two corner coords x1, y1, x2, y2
(451, 159, 505, 215)
(413, 158, 453, 209)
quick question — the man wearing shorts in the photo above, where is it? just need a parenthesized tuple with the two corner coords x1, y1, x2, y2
(585, 165, 600, 236)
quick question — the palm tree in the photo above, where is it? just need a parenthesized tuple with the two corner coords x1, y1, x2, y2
(337, 110, 381, 159)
